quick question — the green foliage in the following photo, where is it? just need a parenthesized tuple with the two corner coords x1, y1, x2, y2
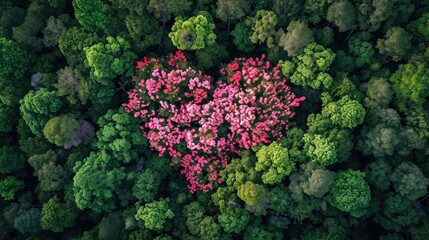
(365, 160, 392, 191)
(41, 196, 78, 232)
(0, 176, 24, 201)
(216, 0, 249, 26)
(231, 21, 255, 53)
(327, 1, 357, 32)
(98, 212, 124, 240)
(147, 0, 192, 24)
(85, 36, 137, 83)
(169, 14, 216, 50)
(199, 216, 222, 240)
(19, 88, 63, 137)
(0, 38, 31, 80)
(0, 1, 428, 238)
(195, 42, 229, 70)
(390, 162, 429, 200)
(220, 150, 259, 188)
(348, 36, 375, 68)
(58, 27, 101, 67)
(303, 133, 337, 166)
(183, 201, 205, 235)
(72, 0, 108, 31)
(0, 105, 16, 132)
(390, 63, 429, 111)
(281, 43, 336, 89)
(132, 168, 161, 202)
(321, 96, 366, 129)
(96, 107, 147, 163)
(377, 27, 412, 62)
(272, 0, 303, 27)
(243, 224, 273, 240)
(249, 10, 278, 48)
(14, 208, 42, 234)
(73, 151, 126, 212)
(279, 20, 314, 57)
(0, 146, 25, 174)
(55, 67, 89, 104)
(289, 163, 335, 199)
(218, 206, 250, 233)
(135, 198, 174, 231)
(376, 193, 420, 231)
(327, 170, 371, 217)
(43, 16, 65, 47)
(363, 77, 393, 108)
(255, 141, 295, 185)
(237, 181, 267, 206)
(43, 115, 80, 147)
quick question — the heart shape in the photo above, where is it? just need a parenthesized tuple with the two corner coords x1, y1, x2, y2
(124, 51, 305, 192)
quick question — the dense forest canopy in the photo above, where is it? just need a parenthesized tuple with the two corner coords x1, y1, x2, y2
(0, 0, 429, 239)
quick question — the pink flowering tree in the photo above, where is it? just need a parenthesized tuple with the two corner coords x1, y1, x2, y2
(124, 51, 304, 193)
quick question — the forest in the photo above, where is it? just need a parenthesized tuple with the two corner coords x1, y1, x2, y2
(0, 0, 429, 239)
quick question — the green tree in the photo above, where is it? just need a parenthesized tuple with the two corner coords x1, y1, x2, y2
(327, 170, 371, 217)
(132, 168, 161, 202)
(255, 141, 295, 185)
(321, 96, 366, 129)
(289, 163, 335, 199)
(231, 21, 255, 53)
(377, 27, 412, 62)
(281, 43, 335, 89)
(199, 216, 221, 240)
(390, 63, 429, 111)
(218, 206, 250, 233)
(365, 160, 392, 191)
(327, 1, 357, 32)
(43, 16, 65, 47)
(72, 0, 108, 31)
(363, 77, 393, 108)
(220, 150, 259, 188)
(58, 27, 101, 67)
(37, 162, 67, 192)
(243, 224, 273, 240)
(237, 181, 267, 206)
(272, 0, 303, 28)
(0, 105, 16, 132)
(375, 193, 420, 231)
(96, 107, 147, 164)
(0, 146, 25, 174)
(348, 36, 375, 68)
(216, 0, 249, 32)
(303, 133, 337, 166)
(0, 176, 24, 201)
(14, 208, 42, 234)
(279, 20, 314, 57)
(41, 196, 78, 232)
(43, 115, 80, 147)
(0, 38, 31, 80)
(85, 36, 137, 84)
(73, 151, 126, 213)
(390, 162, 429, 200)
(135, 198, 175, 231)
(249, 10, 277, 48)
(183, 201, 205, 235)
(19, 88, 63, 137)
(55, 67, 90, 104)
(169, 14, 216, 50)
(98, 212, 125, 240)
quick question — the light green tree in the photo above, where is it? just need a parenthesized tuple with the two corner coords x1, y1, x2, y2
(169, 14, 216, 50)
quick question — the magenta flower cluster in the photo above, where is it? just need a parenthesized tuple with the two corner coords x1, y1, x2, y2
(124, 51, 305, 193)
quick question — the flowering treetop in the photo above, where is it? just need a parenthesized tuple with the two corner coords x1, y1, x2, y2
(124, 50, 304, 193)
